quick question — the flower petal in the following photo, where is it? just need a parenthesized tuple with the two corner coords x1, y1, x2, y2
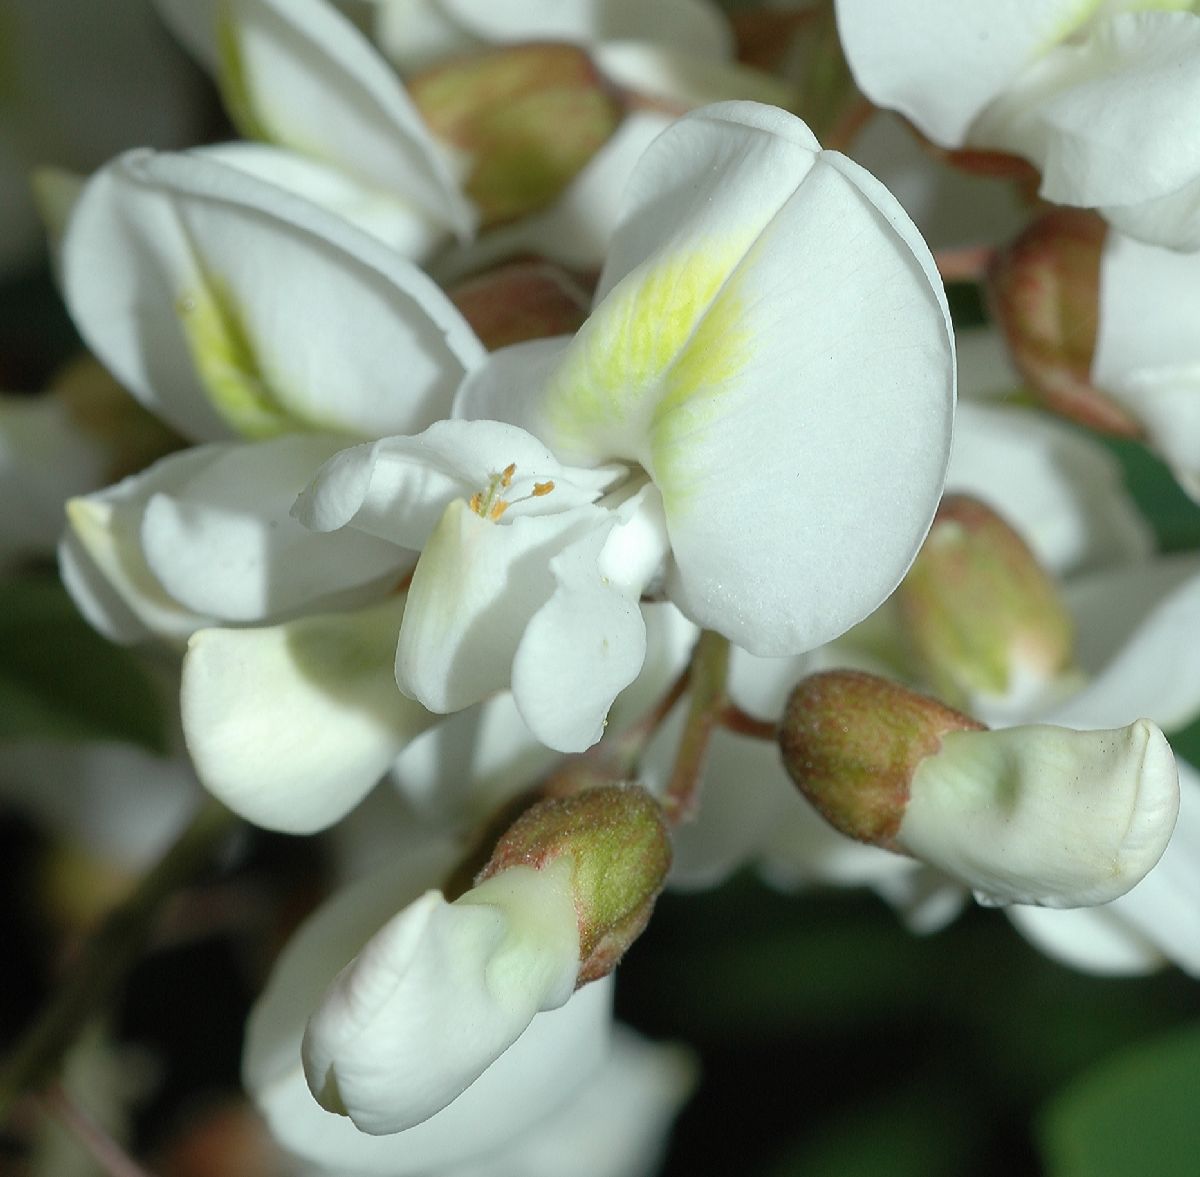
(396, 499, 608, 713)
(1095, 231, 1200, 380)
(62, 148, 482, 442)
(1043, 556, 1200, 732)
(456, 1026, 694, 1177)
(254, 977, 612, 1175)
(155, 0, 472, 235)
(303, 861, 580, 1134)
(181, 595, 433, 833)
(834, 0, 1092, 147)
(374, 0, 484, 75)
(464, 103, 956, 655)
(390, 602, 695, 825)
(594, 41, 794, 109)
(294, 418, 617, 548)
(64, 448, 224, 645)
(443, 0, 733, 60)
(196, 141, 447, 259)
(141, 435, 407, 622)
(57, 530, 153, 645)
(1005, 757, 1200, 977)
(389, 693, 560, 826)
(510, 518, 652, 751)
(973, 13, 1200, 246)
(900, 720, 1179, 908)
(948, 400, 1152, 576)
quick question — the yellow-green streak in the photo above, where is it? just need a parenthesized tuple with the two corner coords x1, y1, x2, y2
(177, 282, 294, 439)
(542, 245, 751, 511)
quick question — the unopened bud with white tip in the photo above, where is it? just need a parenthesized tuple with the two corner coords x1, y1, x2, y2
(301, 784, 669, 1136)
(780, 671, 1179, 909)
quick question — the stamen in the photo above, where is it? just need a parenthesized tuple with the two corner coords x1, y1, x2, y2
(468, 463, 557, 522)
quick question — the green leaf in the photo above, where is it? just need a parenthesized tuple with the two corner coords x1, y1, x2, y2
(767, 1083, 978, 1177)
(1104, 437, 1200, 554)
(1039, 1021, 1200, 1177)
(0, 575, 168, 751)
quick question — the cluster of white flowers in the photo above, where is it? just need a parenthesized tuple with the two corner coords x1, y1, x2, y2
(5, 0, 1200, 1172)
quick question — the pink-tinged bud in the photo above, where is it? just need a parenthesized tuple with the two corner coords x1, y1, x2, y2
(409, 45, 622, 227)
(479, 784, 671, 985)
(779, 670, 983, 850)
(896, 495, 1075, 710)
(987, 209, 1142, 437)
(449, 262, 590, 351)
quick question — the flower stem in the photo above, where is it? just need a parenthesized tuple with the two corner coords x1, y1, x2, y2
(720, 705, 778, 742)
(662, 631, 730, 825)
(0, 797, 240, 1120)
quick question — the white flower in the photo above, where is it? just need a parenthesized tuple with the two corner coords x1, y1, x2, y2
(1091, 230, 1200, 500)
(61, 147, 482, 445)
(244, 847, 621, 1174)
(154, 0, 473, 250)
(301, 100, 956, 752)
(303, 858, 581, 1134)
(58, 142, 483, 655)
(896, 719, 1178, 909)
(1007, 757, 1200, 976)
(836, 2, 1200, 249)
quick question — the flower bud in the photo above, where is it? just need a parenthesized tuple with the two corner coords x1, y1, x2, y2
(449, 262, 590, 352)
(302, 858, 581, 1135)
(896, 494, 1076, 710)
(987, 209, 1141, 436)
(781, 672, 1180, 908)
(479, 784, 671, 984)
(779, 670, 983, 850)
(409, 44, 622, 227)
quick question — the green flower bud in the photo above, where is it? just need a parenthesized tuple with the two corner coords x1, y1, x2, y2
(779, 669, 983, 848)
(479, 784, 671, 985)
(409, 44, 621, 227)
(896, 494, 1076, 710)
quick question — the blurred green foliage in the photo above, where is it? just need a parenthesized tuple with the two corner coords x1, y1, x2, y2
(0, 575, 167, 751)
(1040, 1022, 1200, 1177)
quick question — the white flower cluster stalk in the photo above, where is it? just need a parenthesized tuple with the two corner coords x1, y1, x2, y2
(4, 0, 1200, 1172)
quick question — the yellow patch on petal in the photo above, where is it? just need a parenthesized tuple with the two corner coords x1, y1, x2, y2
(542, 244, 751, 490)
(216, 2, 274, 143)
(176, 282, 293, 440)
(1045, 0, 1193, 51)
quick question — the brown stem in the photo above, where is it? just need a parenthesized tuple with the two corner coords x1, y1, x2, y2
(38, 1084, 158, 1177)
(720, 705, 779, 743)
(662, 631, 730, 825)
(609, 663, 692, 773)
(0, 798, 240, 1120)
